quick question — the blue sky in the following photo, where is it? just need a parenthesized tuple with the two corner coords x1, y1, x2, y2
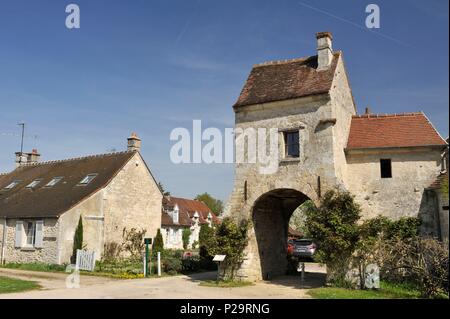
(0, 0, 448, 201)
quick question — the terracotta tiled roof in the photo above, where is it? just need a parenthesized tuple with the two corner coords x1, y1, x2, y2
(233, 52, 341, 108)
(161, 211, 192, 227)
(346, 112, 447, 150)
(0, 151, 136, 218)
(162, 196, 220, 226)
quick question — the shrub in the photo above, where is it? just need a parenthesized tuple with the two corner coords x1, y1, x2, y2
(205, 217, 250, 279)
(153, 229, 164, 253)
(197, 224, 217, 269)
(95, 258, 143, 275)
(71, 216, 83, 264)
(182, 228, 191, 250)
(304, 190, 361, 286)
(377, 237, 448, 298)
(122, 228, 146, 260)
(353, 215, 422, 289)
(102, 242, 123, 262)
(163, 257, 182, 275)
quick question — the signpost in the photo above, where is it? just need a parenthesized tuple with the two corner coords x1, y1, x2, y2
(213, 255, 226, 282)
(144, 238, 152, 277)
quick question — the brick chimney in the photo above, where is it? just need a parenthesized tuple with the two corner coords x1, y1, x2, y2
(316, 32, 333, 70)
(127, 132, 141, 152)
(26, 149, 41, 164)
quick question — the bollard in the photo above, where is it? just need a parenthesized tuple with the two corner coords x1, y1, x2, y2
(157, 252, 161, 276)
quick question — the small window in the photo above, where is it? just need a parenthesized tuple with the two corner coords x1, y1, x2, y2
(4, 180, 21, 189)
(284, 131, 300, 158)
(45, 177, 63, 187)
(78, 174, 97, 186)
(380, 159, 392, 178)
(173, 209, 179, 224)
(26, 179, 42, 189)
(25, 222, 36, 246)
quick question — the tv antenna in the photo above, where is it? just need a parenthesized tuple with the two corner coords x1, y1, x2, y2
(18, 122, 25, 164)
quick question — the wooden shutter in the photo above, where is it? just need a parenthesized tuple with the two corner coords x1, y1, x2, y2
(34, 221, 44, 248)
(14, 221, 23, 248)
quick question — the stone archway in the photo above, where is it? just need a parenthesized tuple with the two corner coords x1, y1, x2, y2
(252, 188, 311, 280)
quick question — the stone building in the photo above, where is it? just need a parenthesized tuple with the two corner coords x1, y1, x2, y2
(225, 32, 448, 281)
(161, 196, 219, 249)
(0, 133, 162, 265)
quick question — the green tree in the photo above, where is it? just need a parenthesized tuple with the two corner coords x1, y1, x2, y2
(304, 190, 361, 286)
(199, 224, 215, 258)
(289, 200, 315, 236)
(195, 193, 223, 215)
(182, 228, 191, 250)
(153, 228, 164, 253)
(71, 216, 83, 264)
(205, 217, 250, 279)
(158, 182, 170, 196)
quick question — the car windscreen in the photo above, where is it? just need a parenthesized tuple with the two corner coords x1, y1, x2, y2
(295, 240, 313, 246)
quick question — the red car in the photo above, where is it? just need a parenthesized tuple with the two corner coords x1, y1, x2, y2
(287, 239, 295, 255)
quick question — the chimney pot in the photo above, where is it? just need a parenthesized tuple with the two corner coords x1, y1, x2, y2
(316, 31, 334, 70)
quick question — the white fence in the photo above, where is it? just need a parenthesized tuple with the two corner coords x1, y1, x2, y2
(75, 249, 96, 271)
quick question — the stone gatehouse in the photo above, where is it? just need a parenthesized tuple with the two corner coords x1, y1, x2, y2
(224, 32, 448, 281)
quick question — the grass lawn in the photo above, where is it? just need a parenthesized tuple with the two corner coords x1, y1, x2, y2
(199, 280, 255, 288)
(0, 276, 41, 294)
(0, 262, 181, 279)
(307, 281, 444, 299)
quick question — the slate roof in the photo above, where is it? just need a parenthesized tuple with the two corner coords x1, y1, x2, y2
(346, 112, 447, 150)
(0, 151, 136, 218)
(233, 52, 341, 108)
(162, 196, 220, 227)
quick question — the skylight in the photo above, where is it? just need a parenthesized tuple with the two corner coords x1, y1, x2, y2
(45, 177, 63, 187)
(26, 179, 42, 189)
(4, 180, 21, 190)
(78, 174, 97, 186)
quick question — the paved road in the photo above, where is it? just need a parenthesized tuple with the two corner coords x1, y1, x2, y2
(0, 263, 326, 299)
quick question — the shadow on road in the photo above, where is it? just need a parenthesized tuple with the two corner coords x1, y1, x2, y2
(182, 270, 326, 290)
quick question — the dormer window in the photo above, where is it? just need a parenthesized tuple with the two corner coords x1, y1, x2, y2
(45, 177, 63, 188)
(26, 179, 42, 189)
(4, 180, 21, 190)
(78, 174, 97, 186)
(173, 206, 179, 224)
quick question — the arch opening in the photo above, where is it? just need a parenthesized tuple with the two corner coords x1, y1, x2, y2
(252, 188, 313, 280)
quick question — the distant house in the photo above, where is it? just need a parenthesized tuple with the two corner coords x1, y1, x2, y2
(161, 196, 220, 249)
(0, 133, 162, 265)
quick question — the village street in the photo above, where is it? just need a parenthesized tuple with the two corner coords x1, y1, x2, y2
(0, 264, 326, 299)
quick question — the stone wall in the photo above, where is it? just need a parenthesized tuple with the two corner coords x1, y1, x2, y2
(102, 152, 162, 250)
(0, 218, 59, 264)
(345, 148, 443, 222)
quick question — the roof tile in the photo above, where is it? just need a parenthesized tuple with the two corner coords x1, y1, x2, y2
(346, 112, 447, 150)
